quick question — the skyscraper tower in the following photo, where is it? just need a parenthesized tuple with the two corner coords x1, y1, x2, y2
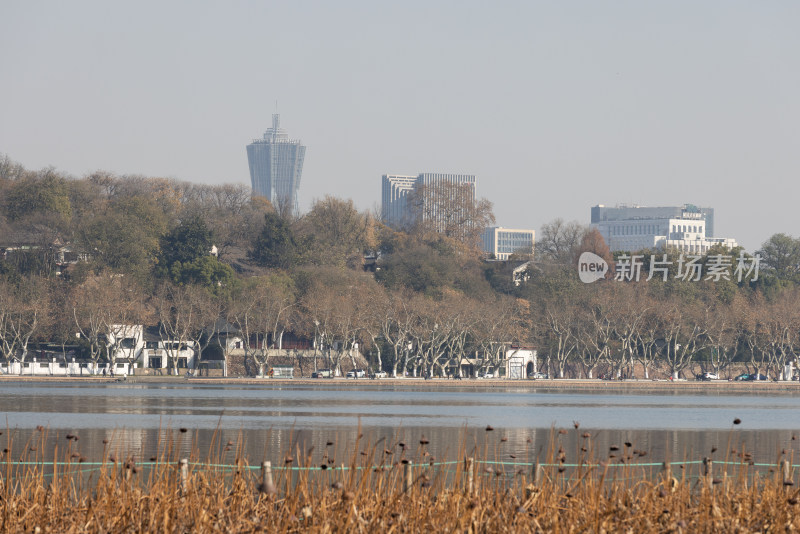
(246, 114, 306, 213)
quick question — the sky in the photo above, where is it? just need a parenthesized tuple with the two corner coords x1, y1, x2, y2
(1, 1, 798, 252)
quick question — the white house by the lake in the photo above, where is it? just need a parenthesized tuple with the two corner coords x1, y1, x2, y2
(0, 324, 199, 377)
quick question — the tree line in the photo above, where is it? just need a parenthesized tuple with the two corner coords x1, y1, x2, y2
(2, 154, 800, 378)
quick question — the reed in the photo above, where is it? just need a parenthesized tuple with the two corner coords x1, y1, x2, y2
(1, 423, 798, 532)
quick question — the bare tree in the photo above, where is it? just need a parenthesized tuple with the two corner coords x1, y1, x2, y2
(407, 181, 495, 249)
(575, 294, 612, 379)
(183, 288, 223, 376)
(358, 282, 392, 374)
(103, 277, 150, 371)
(228, 276, 294, 377)
(536, 219, 588, 265)
(72, 275, 117, 373)
(472, 296, 529, 378)
(633, 302, 661, 380)
(659, 298, 709, 380)
(152, 283, 204, 375)
(298, 278, 338, 374)
(738, 293, 764, 378)
(540, 296, 579, 378)
(608, 285, 648, 379)
(760, 291, 799, 379)
(377, 292, 416, 378)
(705, 297, 740, 378)
(0, 277, 49, 372)
(330, 287, 367, 374)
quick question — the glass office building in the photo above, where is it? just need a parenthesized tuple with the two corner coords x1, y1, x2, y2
(246, 114, 306, 214)
(482, 227, 535, 260)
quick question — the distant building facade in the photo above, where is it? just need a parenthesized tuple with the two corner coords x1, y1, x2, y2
(246, 114, 306, 214)
(381, 175, 418, 228)
(381, 173, 476, 230)
(591, 204, 715, 237)
(482, 227, 535, 260)
(591, 204, 737, 254)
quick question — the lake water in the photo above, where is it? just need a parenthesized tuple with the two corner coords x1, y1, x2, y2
(1, 381, 798, 471)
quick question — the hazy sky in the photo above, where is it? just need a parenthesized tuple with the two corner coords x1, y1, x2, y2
(2, 1, 798, 252)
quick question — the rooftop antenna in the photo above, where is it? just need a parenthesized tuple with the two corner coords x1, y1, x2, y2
(272, 100, 280, 130)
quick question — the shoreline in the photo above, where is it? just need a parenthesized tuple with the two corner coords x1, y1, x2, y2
(2, 375, 799, 392)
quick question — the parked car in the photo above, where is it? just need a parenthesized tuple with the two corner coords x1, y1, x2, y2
(531, 372, 549, 379)
(747, 373, 768, 381)
(698, 372, 719, 381)
(346, 369, 366, 379)
(373, 370, 388, 379)
(733, 373, 751, 381)
(311, 368, 333, 378)
(481, 372, 495, 379)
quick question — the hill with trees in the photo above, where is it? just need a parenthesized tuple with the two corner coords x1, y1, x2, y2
(1, 154, 799, 380)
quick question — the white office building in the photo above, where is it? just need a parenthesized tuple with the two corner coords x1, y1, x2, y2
(593, 207, 737, 254)
(482, 227, 535, 260)
(592, 204, 715, 237)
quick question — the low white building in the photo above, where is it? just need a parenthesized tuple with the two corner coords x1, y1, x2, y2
(482, 227, 535, 260)
(139, 326, 197, 374)
(98, 324, 198, 375)
(505, 347, 538, 379)
(108, 324, 144, 360)
(1, 357, 130, 376)
(0, 324, 197, 376)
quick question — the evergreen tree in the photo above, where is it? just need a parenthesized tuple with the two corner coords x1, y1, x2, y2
(248, 212, 297, 270)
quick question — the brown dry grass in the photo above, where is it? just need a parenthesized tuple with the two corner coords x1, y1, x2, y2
(1, 425, 799, 533)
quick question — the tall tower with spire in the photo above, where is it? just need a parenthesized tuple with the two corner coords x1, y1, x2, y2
(246, 114, 306, 214)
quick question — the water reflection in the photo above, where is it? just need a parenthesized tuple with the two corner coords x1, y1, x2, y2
(1, 381, 798, 469)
